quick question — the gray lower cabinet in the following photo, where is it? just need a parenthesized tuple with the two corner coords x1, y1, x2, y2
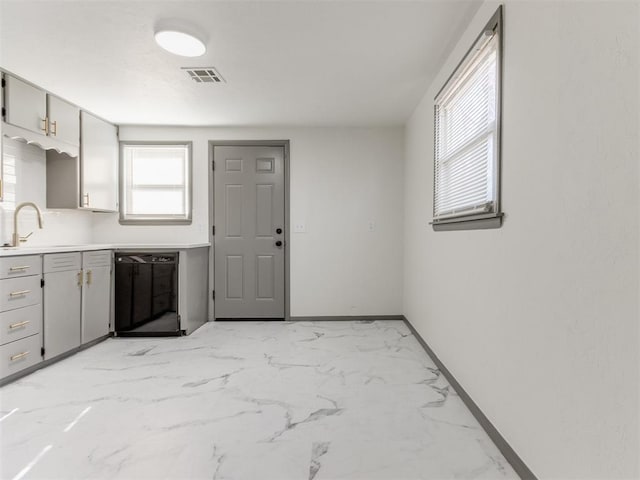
(0, 255, 43, 380)
(81, 251, 111, 344)
(1, 250, 113, 382)
(43, 252, 82, 360)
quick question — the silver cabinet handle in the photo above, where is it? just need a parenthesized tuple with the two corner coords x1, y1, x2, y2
(10, 351, 29, 361)
(9, 290, 30, 297)
(9, 266, 31, 272)
(86, 270, 92, 285)
(9, 320, 30, 329)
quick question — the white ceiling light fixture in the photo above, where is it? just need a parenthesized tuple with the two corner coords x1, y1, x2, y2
(154, 29, 206, 57)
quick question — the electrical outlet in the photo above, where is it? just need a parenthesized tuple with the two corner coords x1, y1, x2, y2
(368, 221, 376, 232)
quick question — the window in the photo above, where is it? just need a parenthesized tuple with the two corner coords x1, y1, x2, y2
(120, 142, 192, 224)
(432, 7, 503, 231)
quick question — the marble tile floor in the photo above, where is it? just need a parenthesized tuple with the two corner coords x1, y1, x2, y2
(0, 320, 518, 480)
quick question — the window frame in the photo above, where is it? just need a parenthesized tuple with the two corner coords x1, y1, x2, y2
(119, 141, 193, 225)
(432, 6, 504, 232)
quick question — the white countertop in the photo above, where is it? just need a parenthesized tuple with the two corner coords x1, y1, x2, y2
(0, 243, 211, 256)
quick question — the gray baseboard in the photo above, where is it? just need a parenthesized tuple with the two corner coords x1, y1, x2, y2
(402, 316, 537, 480)
(289, 315, 404, 321)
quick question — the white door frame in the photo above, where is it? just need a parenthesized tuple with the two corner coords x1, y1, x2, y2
(208, 140, 290, 321)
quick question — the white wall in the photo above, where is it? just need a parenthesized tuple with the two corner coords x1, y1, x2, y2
(403, 2, 639, 479)
(92, 126, 405, 317)
(0, 137, 93, 246)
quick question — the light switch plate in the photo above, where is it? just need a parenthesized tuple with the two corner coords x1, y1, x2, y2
(294, 223, 306, 233)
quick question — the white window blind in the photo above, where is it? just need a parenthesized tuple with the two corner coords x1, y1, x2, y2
(121, 144, 191, 223)
(434, 31, 500, 222)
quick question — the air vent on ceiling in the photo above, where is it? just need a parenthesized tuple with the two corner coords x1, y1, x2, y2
(182, 67, 226, 83)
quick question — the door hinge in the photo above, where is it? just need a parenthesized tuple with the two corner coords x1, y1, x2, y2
(212, 225, 215, 236)
(1, 78, 5, 88)
(40, 278, 45, 288)
(212, 160, 215, 171)
(40, 347, 45, 357)
(212, 290, 215, 300)
(1, 107, 5, 119)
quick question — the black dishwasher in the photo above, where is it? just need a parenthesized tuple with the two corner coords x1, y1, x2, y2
(115, 253, 180, 336)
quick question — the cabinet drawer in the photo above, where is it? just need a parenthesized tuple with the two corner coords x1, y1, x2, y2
(0, 276, 42, 312)
(0, 255, 42, 279)
(0, 333, 42, 379)
(83, 250, 112, 268)
(44, 252, 81, 273)
(0, 304, 41, 345)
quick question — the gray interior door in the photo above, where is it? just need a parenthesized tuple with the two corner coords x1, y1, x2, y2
(214, 145, 285, 319)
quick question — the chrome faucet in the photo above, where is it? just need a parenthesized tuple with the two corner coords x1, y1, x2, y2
(12, 202, 44, 247)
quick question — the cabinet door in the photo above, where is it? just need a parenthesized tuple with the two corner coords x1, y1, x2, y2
(81, 265, 110, 344)
(48, 95, 79, 146)
(43, 270, 81, 360)
(80, 111, 118, 212)
(4, 75, 47, 135)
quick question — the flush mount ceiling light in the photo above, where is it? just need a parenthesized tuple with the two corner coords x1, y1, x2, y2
(154, 30, 206, 57)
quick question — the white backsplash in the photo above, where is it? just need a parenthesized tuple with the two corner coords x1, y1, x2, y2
(0, 136, 93, 246)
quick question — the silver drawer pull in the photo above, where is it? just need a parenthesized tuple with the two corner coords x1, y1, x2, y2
(9, 320, 30, 329)
(9, 290, 31, 297)
(10, 351, 29, 361)
(9, 266, 31, 272)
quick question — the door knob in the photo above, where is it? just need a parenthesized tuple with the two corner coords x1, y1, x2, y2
(276, 228, 283, 234)
(275, 240, 283, 247)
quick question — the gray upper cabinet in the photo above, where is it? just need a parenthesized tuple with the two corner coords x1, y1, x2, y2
(46, 112, 118, 212)
(2, 73, 80, 156)
(47, 95, 80, 147)
(2, 72, 118, 211)
(4, 75, 47, 135)
(80, 112, 118, 212)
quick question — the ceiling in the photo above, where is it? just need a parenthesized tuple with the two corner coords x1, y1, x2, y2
(0, 0, 480, 127)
